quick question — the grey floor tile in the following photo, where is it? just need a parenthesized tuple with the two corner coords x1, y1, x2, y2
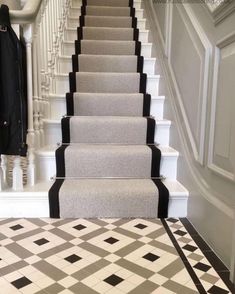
(69, 282, 99, 294)
(79, 241, 110, 257)
(80, 228, 107, 241)
(6, 243, 33, 259)
(128, 280, 158, 294)
(38, 242, 73, 259)
(33, 260, 67, 281)
(42, 283, 65, 294)
(114, 227, 141, 239)
(12, 228, 44, 241)
(116, 258, 154, 279)
(49, 228, 75, 241)
(158, 258, 185, 279)
(115, 241, 143, 257)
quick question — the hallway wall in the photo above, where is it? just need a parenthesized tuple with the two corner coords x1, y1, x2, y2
(144, 0, 235, 281)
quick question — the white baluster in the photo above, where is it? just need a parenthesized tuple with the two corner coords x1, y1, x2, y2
(24, 24, 36, 186)
(33, 35, 40, 149)
(1, 155, 8, 185)
(0, 155, 8, 190)
(12, 156, 23, 191)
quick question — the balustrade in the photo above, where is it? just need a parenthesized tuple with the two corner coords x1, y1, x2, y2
(0, 0, 72, 190)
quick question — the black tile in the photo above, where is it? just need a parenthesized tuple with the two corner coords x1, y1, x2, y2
(174, 230, 187, 236)
(204, 251, 229, 272)
(34, 238, 49, 246)
(65, 254, 82, 264)
(11, 277, 32, 289)
(104, 237, 119, 245)
(180, 218, 199, 236)
(73, 224, 86, 231)
(167, 218, 178, 223)
(104, 274, 124, 286)
(10, 224, 23, 231)
(135, 223, 147, 229)
(182, 244, 198, 252)
(208, 285, 229, 294)
(191, 235, 212, 252)
(194, 262, 211, 272)
(142, 253, 159, 262)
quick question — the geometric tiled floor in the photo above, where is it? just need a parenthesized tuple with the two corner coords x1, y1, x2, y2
(0, 218, 234, 294)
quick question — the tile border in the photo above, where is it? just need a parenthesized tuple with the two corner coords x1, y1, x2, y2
(180, 218, 235, 293)
(162, 219, 207, 293)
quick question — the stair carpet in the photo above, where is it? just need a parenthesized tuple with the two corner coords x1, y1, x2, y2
(49, 0, 170, 218)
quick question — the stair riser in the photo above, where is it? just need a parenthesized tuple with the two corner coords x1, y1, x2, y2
(67, 18, 146, 29)
(57, 56, 155, 75)
(151, 98, 164, 120)
(49, 96, 164, 120)
(64, 28, 149, 42)
(54, 75, 159, 96)
(62, 41, 152, 57)
(43, 120, 170, 146)
(0, 193, 187, 218)
(69, 8, 144, 18)
(168, 198, 187, 217)
(50, 98, 67, 119)
(36, 148, 177, 182)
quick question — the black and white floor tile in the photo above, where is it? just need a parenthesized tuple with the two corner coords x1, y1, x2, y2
(0, 218, 234, 294)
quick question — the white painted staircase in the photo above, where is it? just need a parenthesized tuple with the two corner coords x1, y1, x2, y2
(0, 0, 188, 218)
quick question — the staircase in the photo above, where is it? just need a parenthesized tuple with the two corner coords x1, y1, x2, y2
(30, 0, 189, 218)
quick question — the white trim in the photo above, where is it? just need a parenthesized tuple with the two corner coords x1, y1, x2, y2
(208, 32, 235, 182)
(149, 1, 166, 51)
(168, 4, 212, 165)
(205, 0, 235, 25)
(165, 3, 173, 58)
(144, 0, 234, 219)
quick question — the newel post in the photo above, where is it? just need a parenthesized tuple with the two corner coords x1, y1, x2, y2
(24, 24, 36, 186)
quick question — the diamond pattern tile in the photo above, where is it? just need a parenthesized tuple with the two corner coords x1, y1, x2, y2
(11, 276, 32, 289)
(34, 238, 49, 246)
(104, 274, 124, 286)
(0, 218, 232, 294)
(104, 237, 119, 245)
(142, 253, 160, 262)
(10, 224, 24, 231)
(65, 254, 82, 264)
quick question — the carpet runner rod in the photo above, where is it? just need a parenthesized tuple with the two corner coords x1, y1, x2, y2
(57, 143, 160, 146)
(49, 0, 170, 218)
(62, 115, 155, 118)
(51, 176, 167, 180)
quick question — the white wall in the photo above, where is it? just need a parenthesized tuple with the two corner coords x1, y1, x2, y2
(144, 0, 235, 281)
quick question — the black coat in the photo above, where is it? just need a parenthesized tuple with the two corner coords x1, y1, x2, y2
(0, 4, 27, 156)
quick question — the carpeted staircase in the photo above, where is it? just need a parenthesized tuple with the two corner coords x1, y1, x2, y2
(49, 0, 169, 218)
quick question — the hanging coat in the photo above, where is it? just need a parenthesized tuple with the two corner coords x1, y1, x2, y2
(0, 4, 27, 156)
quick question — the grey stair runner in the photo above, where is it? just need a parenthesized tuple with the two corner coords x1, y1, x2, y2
(86, 0, 132, 7)
(78, 27, 138, 41)
(70, 72, 146, 93)
(72, 54, 143, 73)
(62, 116, 150, 144)
(75, 40, 140, 55)
(67, 93, 150, 116)
(81, 15, 135, 28)
(59, 179, 159, 218)
(49, 0, 169, 219)
(84, 6, 134, 16)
